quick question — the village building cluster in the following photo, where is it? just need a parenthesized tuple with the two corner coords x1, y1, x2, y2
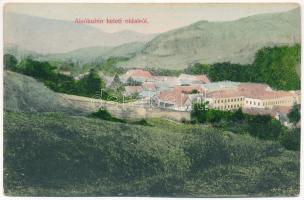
(104, 69, 300, 122)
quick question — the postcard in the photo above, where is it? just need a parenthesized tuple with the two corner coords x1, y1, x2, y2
(2, 1, 302, 198)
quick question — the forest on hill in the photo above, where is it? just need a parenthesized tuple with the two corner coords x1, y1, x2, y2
(185, 44, 300, 90)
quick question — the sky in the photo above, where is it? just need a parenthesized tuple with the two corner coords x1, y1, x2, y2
(4, 3, 299, 34)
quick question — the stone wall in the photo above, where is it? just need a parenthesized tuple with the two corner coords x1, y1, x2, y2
(60, 93, 191, 121)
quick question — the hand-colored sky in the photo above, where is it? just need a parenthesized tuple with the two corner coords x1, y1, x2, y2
(5, 3, 299, 34)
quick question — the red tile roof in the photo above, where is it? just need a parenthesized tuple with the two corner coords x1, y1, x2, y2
(142, 82, 156, 91)
(196, 75, 210, 83)
(206, 83, 295, 100)
(157, 85, 205, 107)
(158, 90, 189, 107)
(124, 86, 144, 95)
(207, 88, 241, 98)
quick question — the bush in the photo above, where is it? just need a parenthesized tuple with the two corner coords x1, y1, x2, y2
(191, 104, 297, 150)
(183, 128, 230, 171)
(90, 109, 126, 123)
(279, 128, 300, 151)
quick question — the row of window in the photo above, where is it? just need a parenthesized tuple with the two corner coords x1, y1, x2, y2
(264, 99, 293, 106)
(245, 98, 293, 107)
(214, 97, 244, 104)
(214, 104, 241, 110)
(246, 101, 261, 106)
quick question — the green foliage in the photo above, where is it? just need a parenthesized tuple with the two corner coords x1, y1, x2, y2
(287, 104, 301, 124)
(191, 104, 299, 150)
(4, 112, 299, 196)
(279, 128, 300, 151)
(16, 57, 57, 80)
(184, 63, 210, 75)
(4, 54, 18, 70)
(183, 129, 230, 171)
(254, 44, 300, 90)
(125, 77, 142, 86)
(191, 102, 232, 123)
(190, 89, 199, 94)
(76, 69, 105, 97)
(88, 57, 126, 76)
(130, 119, 151, 126)
(185, 44, 301, 90)
(90, 109, 126, 123)
(209, 62, 254, 82)
(144, 67, 183, 76)
(6, 57, 133, 101)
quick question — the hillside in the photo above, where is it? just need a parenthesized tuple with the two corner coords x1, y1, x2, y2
(3, 70, 85, 114)
(4, 13, 156, 54)
(118, 8, 300, 69)
(4, 112, 299, 196)
(42, 42, 146, 64)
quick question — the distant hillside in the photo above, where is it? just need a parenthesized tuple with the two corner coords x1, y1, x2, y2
(4, 70, 85, 114)
(118, 8, 300, 69)
(4, 13, 156, 54)
(42, 42, 146, 64)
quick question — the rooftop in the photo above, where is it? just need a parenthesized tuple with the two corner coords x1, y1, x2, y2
(179, 74, 210, 84)
(202, 81, 240, 91)
(124, 86, 144, 95)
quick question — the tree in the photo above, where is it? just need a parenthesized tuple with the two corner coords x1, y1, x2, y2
(184, 63, 210, 75)
(232, 108, 245, 122)
(77, 68, 105, 97)
(287, 104, 300, 124)
(253, 44, 300, 90)
(110, 74, 124, 91)
(279, 128, 300, 151)
(4, 54, 18, 70)
(16, 57, 56, 80)
(86, 69, 105, 96)
(191, 102, 209, 123)
(126, 77, 142, 86)
(190, 89, 199, 94)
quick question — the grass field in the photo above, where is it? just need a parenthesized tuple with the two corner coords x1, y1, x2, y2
(4, 111, 299, 197)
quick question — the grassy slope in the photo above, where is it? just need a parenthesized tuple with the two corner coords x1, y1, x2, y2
(4, 112, 299, 197)
(4, 70, 86, 114)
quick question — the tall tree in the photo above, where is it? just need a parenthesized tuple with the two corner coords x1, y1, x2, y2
(287, 104, 301, 124)
(4, 54, 18, 70)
